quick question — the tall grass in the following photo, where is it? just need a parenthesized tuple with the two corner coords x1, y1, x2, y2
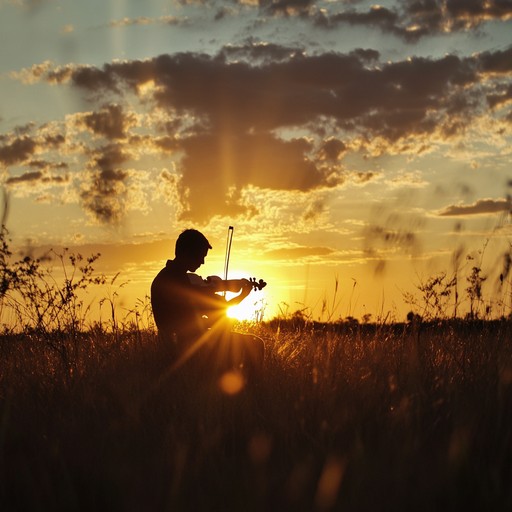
(1, 318, 512, 511)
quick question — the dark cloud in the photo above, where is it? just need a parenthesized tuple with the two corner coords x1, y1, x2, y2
(72, 66, 120, 92)
(479, 46, 512, 74)
(261, 0, 316, 16)
(353, 171, 377, 184)
(438, 198, 512, 216)
(28, 159, 68, 171)
(313, 5, 403, 36)
(178, 132, 335, 222)
(6, 170, 69, 186)
(6, 170, 42, 185)
(153, 135, 179, 153)
(80, 144, 131, 224)
(53, 48, 481, 142)
(0, 136, 37, 166)
(80, 171, 128, 225)
(311, 0, 512, 42)
(29, 44, 512, 223)
(487, 83, 512, 109)
(44, 133, 65, 147)
(443, 0, 512, 27)
(81, 104, 134, 140)
(92, 143, 130, 171)
(318, 138, 346, 161)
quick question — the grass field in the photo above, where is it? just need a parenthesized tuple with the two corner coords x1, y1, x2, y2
(1, 318, 512, 511)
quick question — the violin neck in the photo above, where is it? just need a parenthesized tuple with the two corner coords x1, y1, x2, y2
(221, 278, 246, 292)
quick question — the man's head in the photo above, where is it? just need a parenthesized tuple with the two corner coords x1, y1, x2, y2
(175, 229, 212, 271)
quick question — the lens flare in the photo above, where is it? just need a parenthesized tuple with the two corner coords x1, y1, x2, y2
(218, 370, 245, 395)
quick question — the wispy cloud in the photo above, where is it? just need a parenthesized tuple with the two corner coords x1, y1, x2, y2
(108, 15, 188, 28)
(244, 0, 512, 42)
(438, 198, 511, 216)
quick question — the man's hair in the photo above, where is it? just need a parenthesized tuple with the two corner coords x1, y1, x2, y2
(175, 229, 212, 257)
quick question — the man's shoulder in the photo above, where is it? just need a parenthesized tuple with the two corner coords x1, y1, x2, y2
(153, 260, 186, 284)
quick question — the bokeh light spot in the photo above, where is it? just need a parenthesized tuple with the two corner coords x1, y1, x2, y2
(218, 370, 245, 395)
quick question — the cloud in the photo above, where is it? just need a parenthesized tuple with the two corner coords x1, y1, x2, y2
(479, 46, 512, 74)
(6, 169, 69, 185)
(313, 5, 405, 37)
(262, 0, 317, 17)
(43, 133, 65, 148)
(487, 83, 512, 109)
(108, 15, 187, 28)
(80, 144, 132, 224)
(388, 171, 428, 189)
(438, 198, 512, 216)
(34, 47, 483, 145)
(309, 1, 512, 42)
(5, 170, 43, 185)
(79, 104, 136, 140)
(177, 132, 338, 221)
(9, 60, 55, 84)
(317, 138, 346, 162)
(219, 40, 305, 64)
(0, 136, 37, 166)
(4, 166, 70, 202)
(13, 43, 512, 224)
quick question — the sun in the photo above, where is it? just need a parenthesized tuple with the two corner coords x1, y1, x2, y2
(226, 294, 266, 321)
(226, 301, 257, 321)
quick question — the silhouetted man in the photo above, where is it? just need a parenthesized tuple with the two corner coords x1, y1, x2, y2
(151, 229, 264, 376)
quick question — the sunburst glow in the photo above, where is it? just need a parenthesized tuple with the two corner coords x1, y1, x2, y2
(224, 286, 266, 321)
(226, 299, 261, 321)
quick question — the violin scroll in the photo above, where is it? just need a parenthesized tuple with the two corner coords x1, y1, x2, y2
(247, 277, 267, 291)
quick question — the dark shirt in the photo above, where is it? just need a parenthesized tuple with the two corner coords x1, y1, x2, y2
(151, 260, 223, 344)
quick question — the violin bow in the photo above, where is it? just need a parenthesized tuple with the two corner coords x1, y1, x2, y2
(223, 226, 234, 296)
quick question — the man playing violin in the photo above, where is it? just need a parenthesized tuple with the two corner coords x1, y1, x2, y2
(151, 229, 265, 377)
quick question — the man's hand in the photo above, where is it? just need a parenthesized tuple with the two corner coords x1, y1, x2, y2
(227, 279, 252, 306)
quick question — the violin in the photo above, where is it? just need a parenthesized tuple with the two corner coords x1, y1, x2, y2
(188, 273, 267, 292)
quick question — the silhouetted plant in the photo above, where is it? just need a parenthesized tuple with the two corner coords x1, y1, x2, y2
(403, 272, 457, 320)
(466, 265, 487, 319)
(321, 274, 342, 322)
(0, 226, 106, 334)
(98, 272, 127, 337)
(0, 225, 16, 300)
(123, 294, 156, 332)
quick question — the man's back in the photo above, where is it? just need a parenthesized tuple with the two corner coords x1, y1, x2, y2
(151, 259, 205, 344)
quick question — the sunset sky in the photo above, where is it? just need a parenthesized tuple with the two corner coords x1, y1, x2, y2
(1, 0, 511, 322)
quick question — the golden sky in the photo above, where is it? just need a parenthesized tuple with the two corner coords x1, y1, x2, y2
(1, 0, 512, 321)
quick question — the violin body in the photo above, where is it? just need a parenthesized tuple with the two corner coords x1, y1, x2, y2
(186, 272, 266, 327)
